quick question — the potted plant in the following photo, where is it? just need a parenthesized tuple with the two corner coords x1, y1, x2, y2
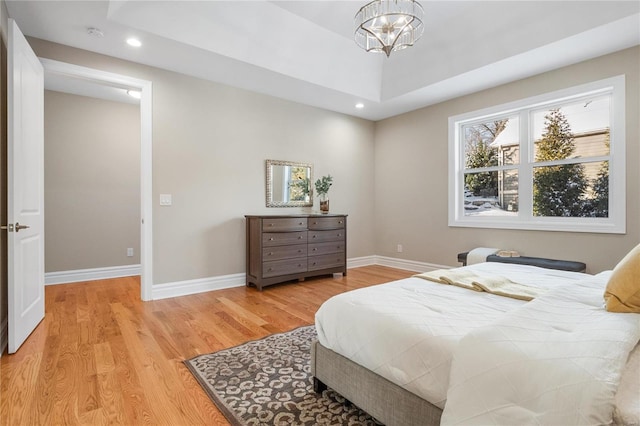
(315, 175, 333, 213)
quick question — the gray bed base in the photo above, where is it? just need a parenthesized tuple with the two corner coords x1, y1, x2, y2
(311, 339, 442, 426)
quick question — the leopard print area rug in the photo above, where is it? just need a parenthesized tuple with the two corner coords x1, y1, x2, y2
(184, 325, 382, 425)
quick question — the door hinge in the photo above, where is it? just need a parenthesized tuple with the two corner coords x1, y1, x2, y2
(1, 224, 14, 232)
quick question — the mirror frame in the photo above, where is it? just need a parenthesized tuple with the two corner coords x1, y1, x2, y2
(266, 159, 313, 207)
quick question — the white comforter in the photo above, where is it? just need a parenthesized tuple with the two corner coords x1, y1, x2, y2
(314, 263, 640, 424)
(441, 273, 640, 425)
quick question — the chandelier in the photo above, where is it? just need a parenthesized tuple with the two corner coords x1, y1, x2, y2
(354, 0, 424, 57)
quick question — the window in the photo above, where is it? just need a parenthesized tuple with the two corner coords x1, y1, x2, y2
(448, 76, 625, 233)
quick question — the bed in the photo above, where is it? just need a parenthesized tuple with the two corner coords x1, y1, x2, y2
(312, 261, 640, 426)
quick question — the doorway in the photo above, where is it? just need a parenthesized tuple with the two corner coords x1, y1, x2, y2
(40, 59, 153, 301)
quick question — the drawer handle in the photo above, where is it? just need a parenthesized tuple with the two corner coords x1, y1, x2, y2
(313, 221, 317, 225)
(268, 268, 273, 272)
(299, 222, 303, 225)
(269, 237, 274, 241)
(312, 262, 317, 266)
(313, 248, 317, 251)
(298, 250, 303, 253)
(312, 235, 316, 239)
(298, 236, 302, 239)
(268, 223, 274, 227)
(298, 264, 302, 267)
(337, 234, 342, 237)
(339, 220, 343, 224)
(268, 252, 273, 256)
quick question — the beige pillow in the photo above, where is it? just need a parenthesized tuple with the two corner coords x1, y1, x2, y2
(604, 243, 640, 313)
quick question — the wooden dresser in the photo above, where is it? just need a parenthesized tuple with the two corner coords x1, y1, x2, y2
(245, 214, 347, 290)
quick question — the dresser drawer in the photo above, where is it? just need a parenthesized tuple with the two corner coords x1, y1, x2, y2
(262, 244, 307, 261)
(308, 229, 345, 243)
(263, 231, 307, 247)
(262, 217, 307, 232)
(308, 216, 346, 230)
(308, 253, 345, 271)
(309, 241, 345, 256)
(263, 258, 307, 278)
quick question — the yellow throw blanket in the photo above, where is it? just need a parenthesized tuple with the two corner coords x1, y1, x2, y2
(415, 268, 546, 301)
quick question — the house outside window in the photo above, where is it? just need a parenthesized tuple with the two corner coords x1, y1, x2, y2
(448, 76, 625, 234)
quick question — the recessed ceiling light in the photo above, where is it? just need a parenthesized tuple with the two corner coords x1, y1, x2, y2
(355, 103, 364, 109)
(127, 90, 142, 99)
(126, 38, 142, 47)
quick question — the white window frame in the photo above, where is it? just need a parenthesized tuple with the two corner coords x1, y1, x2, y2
(448, 75, 625, 234)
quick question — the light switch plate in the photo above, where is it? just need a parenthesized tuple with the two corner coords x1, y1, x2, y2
(160, 194, 172, 206)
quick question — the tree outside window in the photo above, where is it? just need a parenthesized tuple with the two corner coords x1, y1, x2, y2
(533, 109, 589, 217)
(532, 104, 610, 218)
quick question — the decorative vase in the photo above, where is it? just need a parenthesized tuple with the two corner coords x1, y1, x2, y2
(319, 193, 329, 214)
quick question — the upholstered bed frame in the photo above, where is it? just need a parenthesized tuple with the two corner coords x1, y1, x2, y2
(311, 254, 588, 426)
(311, 339, 442, 426)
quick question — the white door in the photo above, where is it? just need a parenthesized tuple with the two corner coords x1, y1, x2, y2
(7, 19, 45, 354)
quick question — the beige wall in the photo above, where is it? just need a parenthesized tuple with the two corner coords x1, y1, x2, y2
(25, 37, 638, 287)
(29, 38, 377, 285)
(374, 46, 640, 274)
(44, 91, 140, 272)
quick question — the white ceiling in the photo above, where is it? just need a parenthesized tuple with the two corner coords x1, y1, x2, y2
(7, 1, 640, 120)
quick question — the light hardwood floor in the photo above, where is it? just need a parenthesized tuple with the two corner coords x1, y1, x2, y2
(1, 265, 413, 425)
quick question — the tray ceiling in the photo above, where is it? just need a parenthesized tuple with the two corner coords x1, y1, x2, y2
(6, 1, 640, 120)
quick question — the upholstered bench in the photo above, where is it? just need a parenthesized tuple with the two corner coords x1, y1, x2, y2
(457, 251, 586, 273)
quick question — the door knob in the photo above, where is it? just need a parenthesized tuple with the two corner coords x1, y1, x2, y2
(15, 223, 30, 232)
(1, 223, 29, 232)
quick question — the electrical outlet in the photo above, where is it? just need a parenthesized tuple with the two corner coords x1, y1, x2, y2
(397, 244, 403, 253)
(127, 248, 134, 257)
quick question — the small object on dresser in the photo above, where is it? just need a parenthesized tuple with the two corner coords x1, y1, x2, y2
(315, 175, 333, 214)
(319, 193, 329, 214)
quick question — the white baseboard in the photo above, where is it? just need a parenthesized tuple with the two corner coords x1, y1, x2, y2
(45, 264, 141, 285)
(373, 255, 451, 272)
(152, 272, 246, 300)
(42, 256, 449, 299)
(151, 256, 450, 300)
(347, 255, 378, 268)
(347, 255, 449, 272)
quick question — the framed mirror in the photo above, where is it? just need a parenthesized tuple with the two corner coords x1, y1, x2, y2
(266, 159, 313, 207)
